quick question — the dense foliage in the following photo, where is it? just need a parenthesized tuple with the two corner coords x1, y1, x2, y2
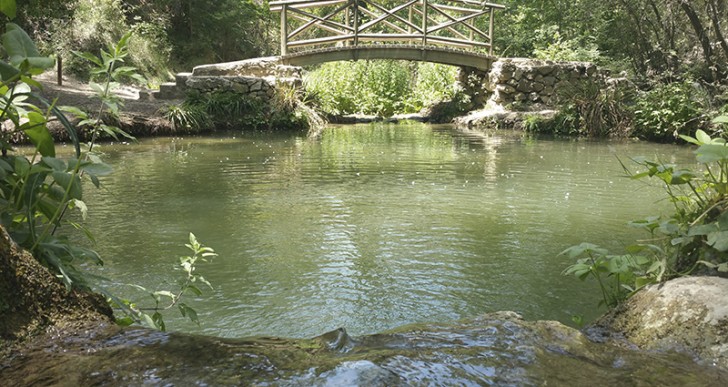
(12, 0, 274, 84)
(495, 0, 728, 82)
(305, 60, 461, 117)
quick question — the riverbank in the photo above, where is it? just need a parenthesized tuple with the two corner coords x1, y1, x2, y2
(31, 73, 180, 142)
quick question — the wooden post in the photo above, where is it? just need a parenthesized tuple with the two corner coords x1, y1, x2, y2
(408, 5, 413, 33)
(489, 7, 494, 55)
(56, 55, 62, 86)
(345, 5, 350, 46)
(353, 0, 359, 47)
(281, 5, 288, 55)
(422, 0, 428, 46)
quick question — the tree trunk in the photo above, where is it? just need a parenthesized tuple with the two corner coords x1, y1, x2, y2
(709, 0, 728, 60)
(677, 0, 714, 65)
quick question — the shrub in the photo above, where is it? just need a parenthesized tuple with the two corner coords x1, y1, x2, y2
(554, 79, 634, 137)
(532, 26, 601, 63)
(564, 125, 728, 308)
(632, 80, 709, 142)
(181, 88, 315, 132)
(305, 60, 460, 118)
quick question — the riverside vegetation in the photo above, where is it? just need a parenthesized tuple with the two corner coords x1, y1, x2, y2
(563, 119, 728, 310)
(0, 2, 214, 332)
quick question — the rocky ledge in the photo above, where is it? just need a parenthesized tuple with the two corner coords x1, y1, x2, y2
(593, 276, 728, 369)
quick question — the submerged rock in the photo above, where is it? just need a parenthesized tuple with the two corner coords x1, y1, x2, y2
(595, 276, 728, 369)
(2, 311, 727, 385)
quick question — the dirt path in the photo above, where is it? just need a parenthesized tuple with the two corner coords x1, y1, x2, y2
(35, 72, 172, 117)
(30, 72, 181, 140)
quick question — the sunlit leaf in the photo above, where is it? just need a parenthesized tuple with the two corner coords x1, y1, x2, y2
(696, 130, 712, 145)
(21, 111, 55, 157)
(713, 116, 728, 124)
(0, 0, 17, 19)
(70, 199, 88, 220)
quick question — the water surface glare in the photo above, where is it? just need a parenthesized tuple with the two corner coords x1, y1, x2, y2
(83, 124, 693, 338)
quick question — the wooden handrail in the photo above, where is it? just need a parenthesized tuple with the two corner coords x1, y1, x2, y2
(273, 0, 504, 56)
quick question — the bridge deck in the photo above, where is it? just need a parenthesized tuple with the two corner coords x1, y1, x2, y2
(281, 44, 495, 70)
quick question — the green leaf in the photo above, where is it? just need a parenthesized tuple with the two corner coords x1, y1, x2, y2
(185, 284, 203, 296)
(696, 144, 728, 163)
(178, 303, 200, 325)
(559, 242, 608, 259)
(696, 130, 712, 145)
(0, 158, 11, 172)
(679, 134, 700, 145)
(59, 106, 88, 119)
(0, 60, 19, 80)
(21, 111, 55, 157)
(41, 157, 66, 172)
(2, 24, 54, 70)
(80, 161, 113, 176)
(71, 51, 103, 67)
(713, 116, 728, 124)
(0, 0, 17, 19)
(152, 312, 166, 331)
(52, 171, 82, 200)
(688, 223, 719, 236)
(141, 313, 158, 329)
(115, 317, 135, 327)
(707, 231, 728, 252)
(30, 94, 81, 157)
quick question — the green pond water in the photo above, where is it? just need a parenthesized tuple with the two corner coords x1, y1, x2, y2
(78, 123, 693, 338)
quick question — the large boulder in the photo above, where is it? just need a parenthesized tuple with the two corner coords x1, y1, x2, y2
(595, 276, 728, 369)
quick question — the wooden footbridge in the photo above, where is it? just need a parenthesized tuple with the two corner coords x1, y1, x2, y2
(270, 0, 505, 71)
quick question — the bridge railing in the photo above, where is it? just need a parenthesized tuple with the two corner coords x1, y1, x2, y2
(269, 0, 505, 56)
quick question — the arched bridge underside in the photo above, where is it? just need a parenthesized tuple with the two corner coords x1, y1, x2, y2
(281, 44, 495, 71)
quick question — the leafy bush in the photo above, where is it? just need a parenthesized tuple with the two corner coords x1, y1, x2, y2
(162, 103, 211, 133)
(305, 60, 459, 117)
(554, 79, 634, 137)
(406, 62, 460, 112)
(632, 80, 709, 142)
(532, 26, 601, 63)
(180, 87, 314, 132)
(564, 124, 728, 308)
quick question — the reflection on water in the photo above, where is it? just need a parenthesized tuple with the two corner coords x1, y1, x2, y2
(80, 123, 693, 338)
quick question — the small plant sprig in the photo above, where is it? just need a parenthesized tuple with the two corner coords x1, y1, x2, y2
(110, 233, 217, 331)
(66, 31, 143, 144)
(561, 243, 661, 308)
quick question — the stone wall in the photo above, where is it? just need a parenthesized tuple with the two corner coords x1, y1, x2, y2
(160, 57, 304, 103)
(483, 58, 600, 108)
(185, 76, 278, 101)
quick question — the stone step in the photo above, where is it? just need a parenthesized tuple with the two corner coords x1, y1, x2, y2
(175, 72, 192, 88)
(155, 82, 184, 100)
